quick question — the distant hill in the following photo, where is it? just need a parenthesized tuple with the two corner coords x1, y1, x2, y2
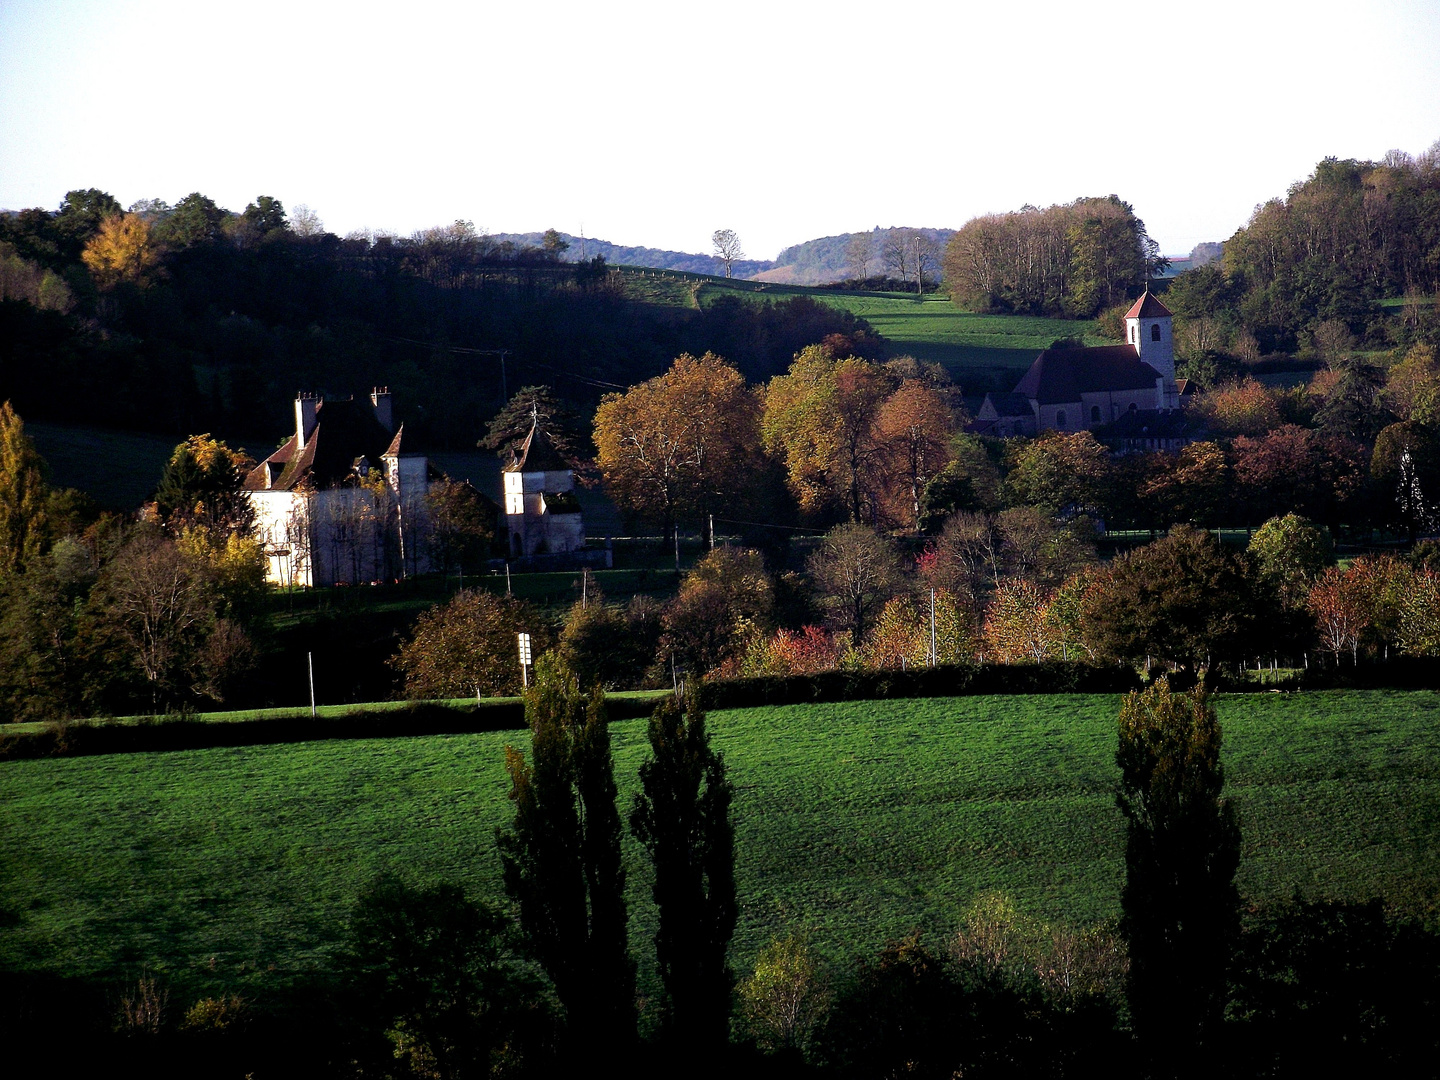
(756, 227, 956, 286)
(489, 226, 958, 286)
(487, 231, 776, 279)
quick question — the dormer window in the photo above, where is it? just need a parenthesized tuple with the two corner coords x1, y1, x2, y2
(1151, 323, 1161, 341)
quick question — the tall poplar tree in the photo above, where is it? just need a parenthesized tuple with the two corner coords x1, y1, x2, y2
(630, 684, 737, 1048)
(498, 655, 635, 1051)
(1116, 678, 1240, 1073)
(0, 401, 49, 577)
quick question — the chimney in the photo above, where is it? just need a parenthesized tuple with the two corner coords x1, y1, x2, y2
(295, 393, 318, 449)
(371, 387, 393, 433)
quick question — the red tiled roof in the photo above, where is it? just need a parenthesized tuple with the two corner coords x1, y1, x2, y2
(1124, 291, 1172, 319)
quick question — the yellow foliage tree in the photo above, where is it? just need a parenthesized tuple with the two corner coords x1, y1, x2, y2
(81, 212, 162, 288)
(593, 352, 758, 541)
(982, 578, 1059, 662)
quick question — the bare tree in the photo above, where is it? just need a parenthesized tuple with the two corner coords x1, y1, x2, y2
(712, 229, 744, 278)
(290, 204, 324, 237)
(845, 231, 874, 281)
(881, 231, 912, 284)
(806, 523, 902, 640)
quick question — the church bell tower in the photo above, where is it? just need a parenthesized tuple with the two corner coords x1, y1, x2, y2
(1124, 290, 1178, 409)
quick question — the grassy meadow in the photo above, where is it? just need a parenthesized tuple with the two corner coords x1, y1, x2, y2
(2, 689, 1437, 999)
(616, 266, 1105, 388)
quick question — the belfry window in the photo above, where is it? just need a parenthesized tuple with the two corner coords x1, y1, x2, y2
(1151, 323, 1161, 341)
(1091, 405, 1101, 423)
(1056, 409, 1067, 428)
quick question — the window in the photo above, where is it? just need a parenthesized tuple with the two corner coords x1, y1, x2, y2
(1056, 409, 1067, 428)
(1129, 402, 1138, 412)
(1091, 405, 1101, 423)
(505, 493, 524, 515)
(1151, 323, 1161, 341)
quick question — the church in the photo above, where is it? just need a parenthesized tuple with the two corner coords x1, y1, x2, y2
(974, 291, 1190, 440)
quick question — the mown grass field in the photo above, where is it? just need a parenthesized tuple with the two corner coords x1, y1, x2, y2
(2, 690, 1436, 999)
(616, 266, 1104, 388)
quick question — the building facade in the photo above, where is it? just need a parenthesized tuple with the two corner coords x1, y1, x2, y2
(244, 390, 432, 587)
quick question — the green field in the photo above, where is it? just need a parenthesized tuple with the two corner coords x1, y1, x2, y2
(2, 690, 1437, 999)
(618, 267, 1106, 389)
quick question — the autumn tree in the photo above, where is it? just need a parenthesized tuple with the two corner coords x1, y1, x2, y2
(1247, 514, 1334, 609)
(0, 401, 49, 576)
(660, 546, 775, 676)
(1136, 441, 1230, 527)
(81, 212, 163, 288)
(594, 353, 759, 541)
(762, 346, 893, 522)
(392, 590, 549, 698)
(630, 685, 737, 1049)
(845, 231, 874, 281)
(1307, 565, 1369, 663)
(1192, 378, 1281, 438)
(1080, 526, 1263, 671)
(1116, 679, 1240, 1073)
(712, 229, 744, 278)
(91, 529, 218, 709)
(1231, 425, 1367, 526)
(498, 656, 635, 1052)
(739, 936, 827, 1054)
(806, 523, 901, 640)
(862, 590, 975, 668)
(1381, 343, 1440, 425)
(983, 578, 1058, 662)
(426, 477, 497, 573)
(1003, 431, 1113, 517)
(154, 434, 255, 536)
(873, 379, 953, 531)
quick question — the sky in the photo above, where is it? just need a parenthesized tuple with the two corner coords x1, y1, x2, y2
(2, 0, 1438, 261)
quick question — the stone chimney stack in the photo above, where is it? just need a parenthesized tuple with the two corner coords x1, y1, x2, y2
(295, 393, 319, 450)
(371, 387, 393, 433)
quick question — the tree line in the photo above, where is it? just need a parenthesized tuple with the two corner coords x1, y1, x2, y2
(0, 188, 876, 452)
(940, 195, 1162, 317)
(1160, 146, 1440, 359)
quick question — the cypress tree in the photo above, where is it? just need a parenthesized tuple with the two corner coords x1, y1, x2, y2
(1116, 677, 1240, 1073)
(630, 683, 737, 1048)
(498, 655, 635, 1052)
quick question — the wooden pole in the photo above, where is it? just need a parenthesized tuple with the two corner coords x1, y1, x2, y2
(308, 652, 316, 718)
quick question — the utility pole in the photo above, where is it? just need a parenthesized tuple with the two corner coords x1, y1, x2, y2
(505, 562, 512, 597)
(929, 588, 937, 667)
(708, 513, 715, 551)
(518, 632, 532, 689)
(308, 651, 316, 718)
(582, 568, 588, 609)
(674, 528, 680, 573)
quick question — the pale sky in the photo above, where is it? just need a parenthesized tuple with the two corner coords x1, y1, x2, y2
(2, 0, 1438, 260)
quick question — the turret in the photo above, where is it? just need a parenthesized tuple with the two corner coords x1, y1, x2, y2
(1124, 291, 1178, 409)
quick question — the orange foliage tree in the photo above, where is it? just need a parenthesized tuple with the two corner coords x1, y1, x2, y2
(982, 578, 1058, 663)
(594, 353, 759, 542)
(873, 379, 954, 532)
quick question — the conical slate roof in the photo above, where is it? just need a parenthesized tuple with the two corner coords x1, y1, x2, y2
(503, 420, 570, 473)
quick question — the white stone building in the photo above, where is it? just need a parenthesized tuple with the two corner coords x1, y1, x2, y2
(244, 390, 432, 587)
(974, 291, 1190, 438)
(501, 417, 611, 569)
